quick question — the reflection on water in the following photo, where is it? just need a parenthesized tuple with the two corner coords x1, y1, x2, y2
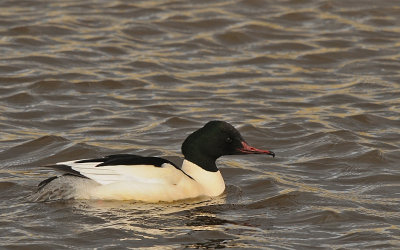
(0, 0, 400, 248)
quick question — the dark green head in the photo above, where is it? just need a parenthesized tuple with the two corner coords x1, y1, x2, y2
(182, 121, 275, 172)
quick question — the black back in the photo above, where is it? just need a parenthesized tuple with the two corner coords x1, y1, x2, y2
(77, 154, 179, 169)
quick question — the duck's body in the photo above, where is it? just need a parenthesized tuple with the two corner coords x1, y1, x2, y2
(32, 158, 224, 202)
(31, 121, 274, 202)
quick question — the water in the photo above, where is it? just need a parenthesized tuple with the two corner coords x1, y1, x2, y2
(1, 0, 399, 248)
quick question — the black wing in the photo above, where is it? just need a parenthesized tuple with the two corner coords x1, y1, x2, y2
(76, 154, 179, 169)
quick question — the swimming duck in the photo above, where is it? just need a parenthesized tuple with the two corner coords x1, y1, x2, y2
(31, 121, 275, 202)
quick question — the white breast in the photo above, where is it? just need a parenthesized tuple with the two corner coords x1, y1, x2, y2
(181, 160, 225, 197)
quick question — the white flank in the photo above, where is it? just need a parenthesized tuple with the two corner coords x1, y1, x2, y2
(36, 159, 226, 202)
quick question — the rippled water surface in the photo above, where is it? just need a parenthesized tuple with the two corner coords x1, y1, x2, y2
(1, 0, 400, 249)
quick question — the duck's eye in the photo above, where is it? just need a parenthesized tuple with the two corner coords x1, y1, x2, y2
(225, 137, 233, 143)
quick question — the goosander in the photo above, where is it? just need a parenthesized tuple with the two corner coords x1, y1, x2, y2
(31, 121, 275, 202)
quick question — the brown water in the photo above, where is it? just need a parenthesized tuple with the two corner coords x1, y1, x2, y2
(1, 0, 399, 248)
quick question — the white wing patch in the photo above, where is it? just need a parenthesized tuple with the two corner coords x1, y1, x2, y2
(58, 160, 182, 185)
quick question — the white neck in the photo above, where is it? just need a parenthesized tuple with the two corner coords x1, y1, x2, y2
(181, 159, 225, 197)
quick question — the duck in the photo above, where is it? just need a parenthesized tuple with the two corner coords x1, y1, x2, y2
(30, 121, 275, 202)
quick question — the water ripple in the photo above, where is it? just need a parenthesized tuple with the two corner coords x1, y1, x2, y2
(0, 0, 399, 248)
